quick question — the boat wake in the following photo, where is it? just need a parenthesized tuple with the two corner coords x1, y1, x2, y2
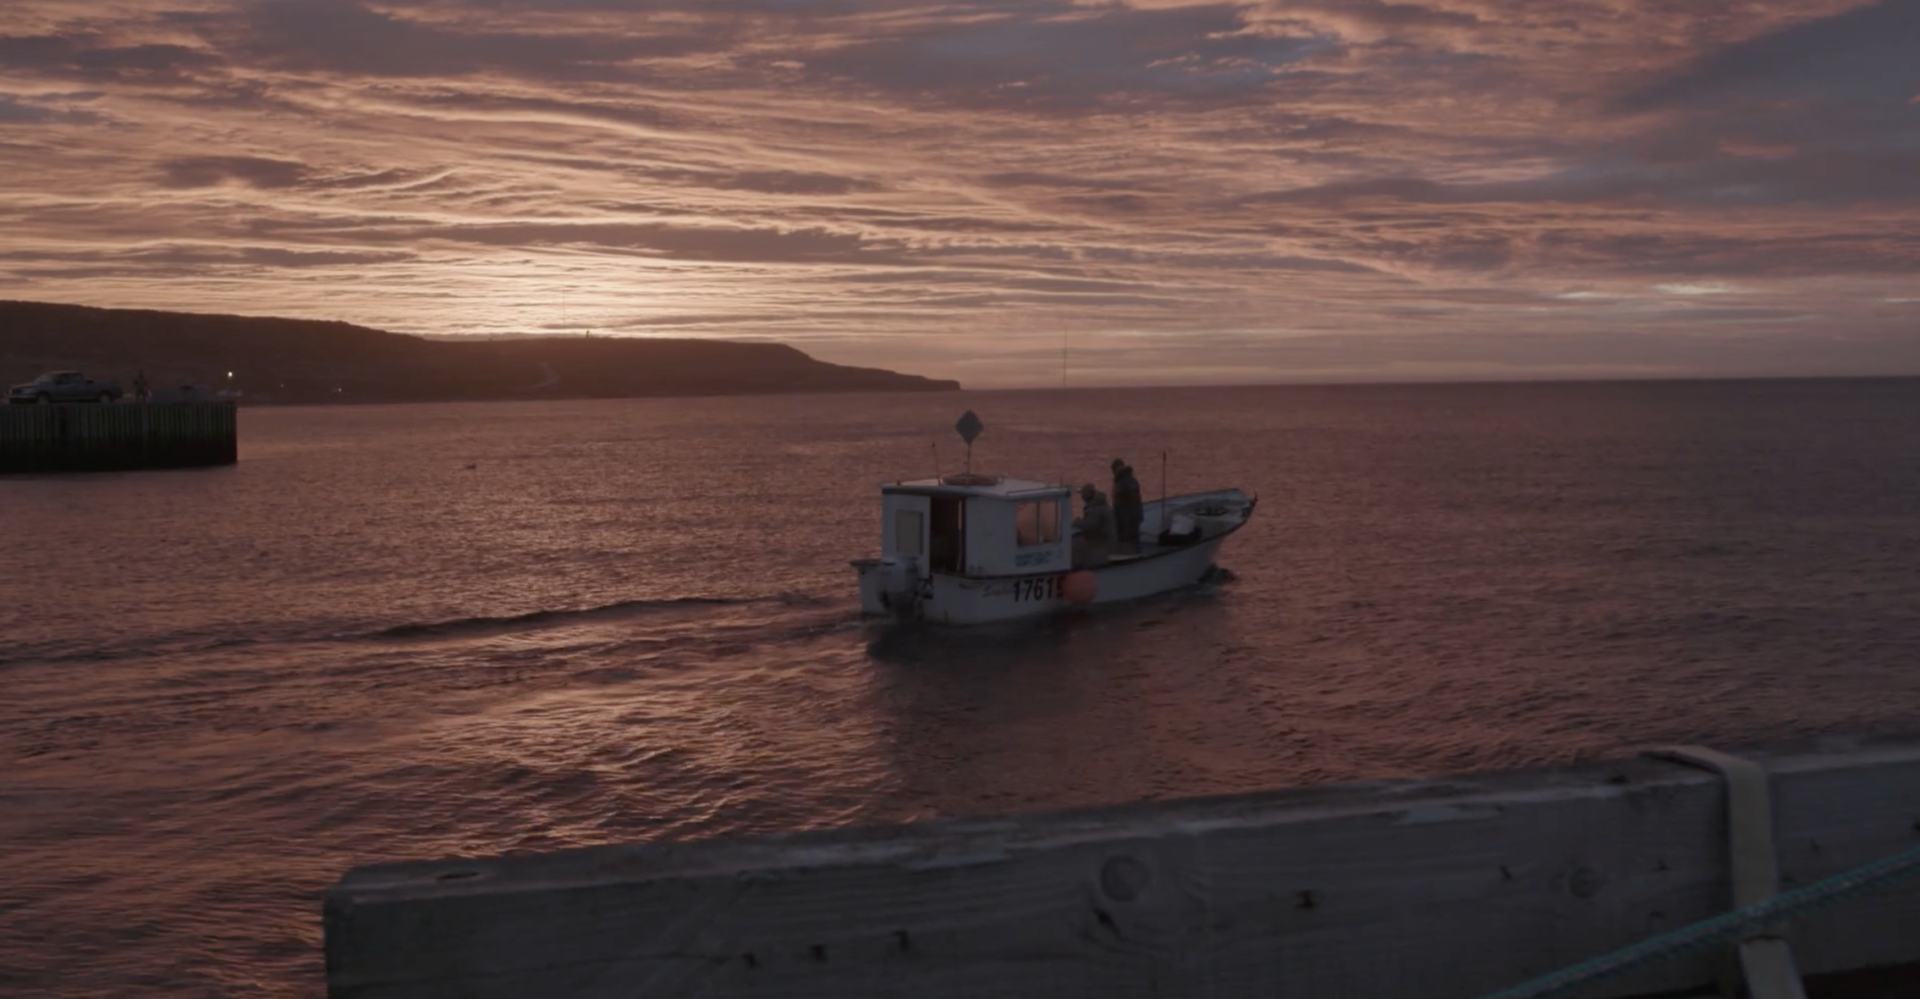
(0, 633, 266, 669)
(1, 593, 849, 669)
(367, 596, 785, 642)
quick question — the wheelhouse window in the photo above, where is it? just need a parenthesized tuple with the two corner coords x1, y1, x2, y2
(1015, 500, 1061, 547)
(894, 509, 924, 556)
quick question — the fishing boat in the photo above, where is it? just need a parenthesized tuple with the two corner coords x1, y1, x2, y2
(852, 412, 1256, 625)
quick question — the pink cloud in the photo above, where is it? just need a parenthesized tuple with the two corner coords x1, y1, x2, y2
(0, 0, 1913, 385)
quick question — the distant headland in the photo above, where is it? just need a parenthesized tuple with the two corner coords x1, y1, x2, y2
(0, 300, 960, 404)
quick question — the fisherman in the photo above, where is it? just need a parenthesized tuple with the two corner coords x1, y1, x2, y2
(1072, 483, 1116, 568)
(1110, 458, 1143, 550)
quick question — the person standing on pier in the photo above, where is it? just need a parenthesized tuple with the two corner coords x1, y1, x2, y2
(1111, 458, 1143, 551)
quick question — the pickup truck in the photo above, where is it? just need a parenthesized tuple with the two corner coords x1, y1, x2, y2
(7, 370, 124, 404)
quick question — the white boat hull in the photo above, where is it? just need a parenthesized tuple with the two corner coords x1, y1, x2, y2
(853, 488, 1253, 626)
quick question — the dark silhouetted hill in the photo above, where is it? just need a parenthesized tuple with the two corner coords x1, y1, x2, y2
(0, 301, 960, 404)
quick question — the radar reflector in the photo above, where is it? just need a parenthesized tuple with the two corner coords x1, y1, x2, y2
(955, 410, 983, 444)
(954, 411, 984, 474)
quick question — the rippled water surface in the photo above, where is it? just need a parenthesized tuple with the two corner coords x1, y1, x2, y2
(6, 380, 1920, 997)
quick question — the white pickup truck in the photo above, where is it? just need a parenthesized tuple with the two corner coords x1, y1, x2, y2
(7, 370, 125, 405)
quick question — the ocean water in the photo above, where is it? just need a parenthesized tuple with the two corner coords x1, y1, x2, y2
(5, 380, 1920, 997)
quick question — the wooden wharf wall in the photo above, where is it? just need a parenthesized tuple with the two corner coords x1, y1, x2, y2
(323, 732, 1920, 999)
(0, 402, 237, 473)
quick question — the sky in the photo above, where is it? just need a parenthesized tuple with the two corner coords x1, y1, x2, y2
(1, 0, 1916, 387)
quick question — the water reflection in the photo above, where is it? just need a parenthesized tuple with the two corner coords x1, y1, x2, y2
(863, 589, 1251, 818)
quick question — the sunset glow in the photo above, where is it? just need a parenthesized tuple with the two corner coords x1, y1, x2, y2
(3, 0, 1916, 386)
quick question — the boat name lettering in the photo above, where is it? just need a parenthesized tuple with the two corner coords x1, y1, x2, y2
(1011, 575, 1062, 602)
(1014, 550, 1056, 568)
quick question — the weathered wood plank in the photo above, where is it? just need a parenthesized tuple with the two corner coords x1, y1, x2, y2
(323, 733, 1920, 999)
(0, 402, 237, 472)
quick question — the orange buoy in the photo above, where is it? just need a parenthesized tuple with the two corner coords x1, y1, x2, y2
(1062, 570, 1097, 604)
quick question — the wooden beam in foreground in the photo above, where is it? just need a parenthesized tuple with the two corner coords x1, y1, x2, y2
(324, 733, 1920, 999)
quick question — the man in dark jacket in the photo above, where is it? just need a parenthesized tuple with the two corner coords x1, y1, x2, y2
(1110, 458, 1143, 550)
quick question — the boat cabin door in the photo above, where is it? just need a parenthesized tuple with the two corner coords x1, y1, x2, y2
(929, 496, 965, 574)
(884, 493, 930, 575)
(882, 491, 966, 576)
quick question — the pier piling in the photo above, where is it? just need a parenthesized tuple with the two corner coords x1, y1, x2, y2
(0, 402, 237, 473)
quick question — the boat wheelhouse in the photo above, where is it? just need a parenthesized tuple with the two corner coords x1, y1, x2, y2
(852, 414, 1255, 625)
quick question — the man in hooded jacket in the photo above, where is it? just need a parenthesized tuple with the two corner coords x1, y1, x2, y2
(1110, 458, 1143, 550)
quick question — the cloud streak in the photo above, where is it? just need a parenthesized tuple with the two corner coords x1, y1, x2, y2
(0, 0, 1914, 385)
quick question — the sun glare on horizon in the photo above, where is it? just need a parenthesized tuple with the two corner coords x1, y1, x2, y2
(0, 0, 1915, 387)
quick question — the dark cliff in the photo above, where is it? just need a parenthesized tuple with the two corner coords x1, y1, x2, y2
(0, 301, 960, 404)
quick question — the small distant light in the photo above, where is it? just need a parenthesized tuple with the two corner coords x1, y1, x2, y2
(227, 371, 235, 378)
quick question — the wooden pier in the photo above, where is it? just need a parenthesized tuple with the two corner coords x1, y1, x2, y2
(323, 732, 1920, 999)
(0, 402, 237, 474)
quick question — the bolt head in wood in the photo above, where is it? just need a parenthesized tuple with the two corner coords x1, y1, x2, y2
(1100, 856, 1150, 901)
(1568, 866, 1604, 899)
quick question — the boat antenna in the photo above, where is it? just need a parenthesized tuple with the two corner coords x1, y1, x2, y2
(1161, 448, 1169, 514)
(1059, 334, 1069, 489)
(931, 442, 942, 480)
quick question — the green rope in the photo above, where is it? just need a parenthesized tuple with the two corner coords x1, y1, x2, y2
(1475, 842, 1920, 999)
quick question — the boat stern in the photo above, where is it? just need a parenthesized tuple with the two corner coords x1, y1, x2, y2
(852, 557, 922, 617)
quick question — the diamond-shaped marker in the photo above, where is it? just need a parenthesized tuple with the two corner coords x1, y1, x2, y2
(954, 410, 983, 444)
